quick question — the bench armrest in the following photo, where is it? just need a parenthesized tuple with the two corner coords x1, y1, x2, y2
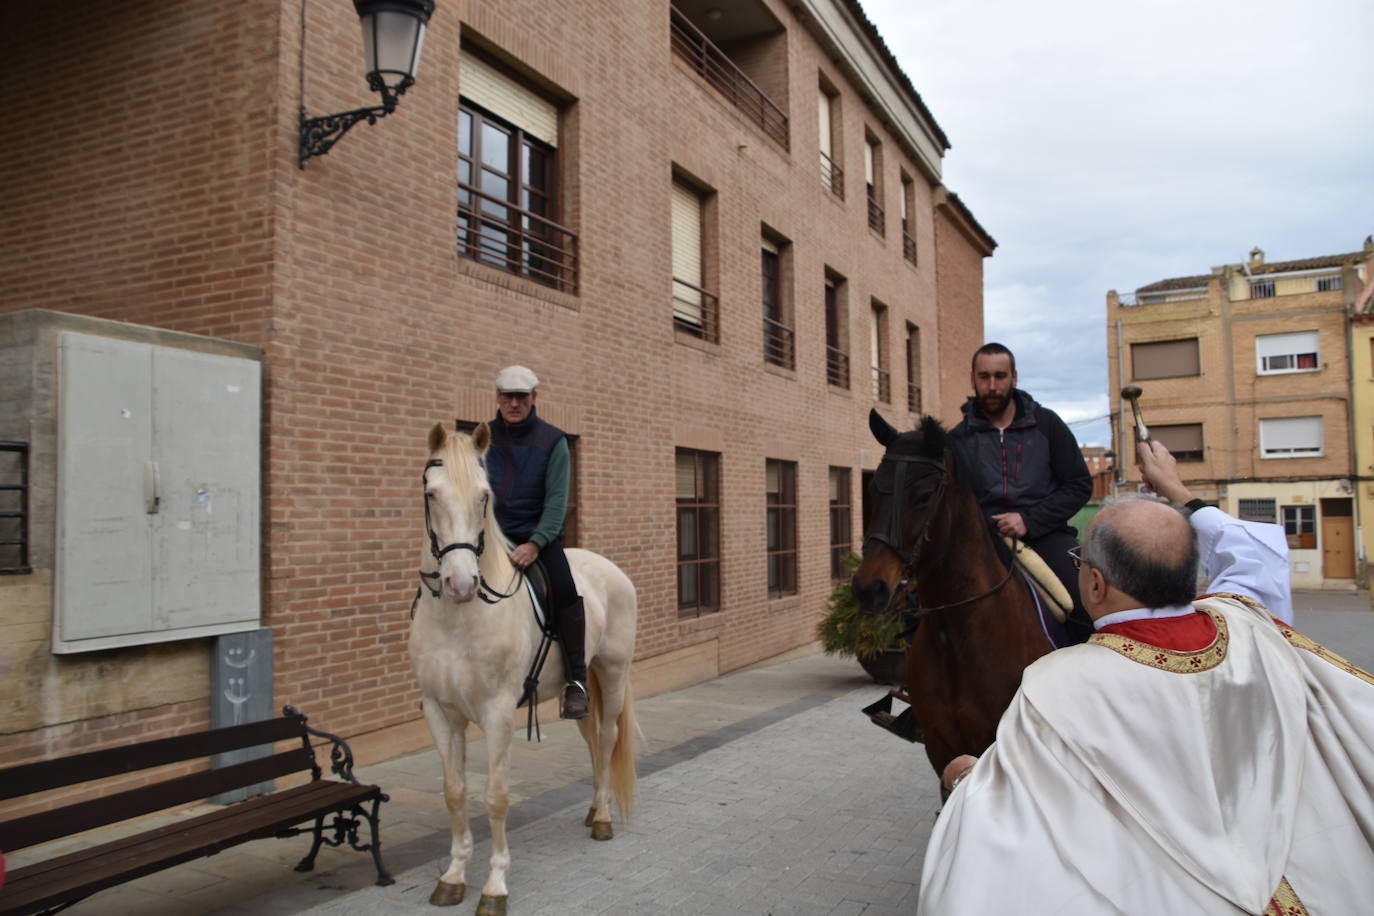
(282, 705, 361, 785)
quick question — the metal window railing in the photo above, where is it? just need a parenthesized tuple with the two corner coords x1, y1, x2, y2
(763, 315, 794, 368)
(867, 195, 884, 235)
(819, 151, 844, 200)
(0, 441, 31, 575)
(826, 346, 849, 389)
(669, 7, 789, 149)
(457, 182, 578, 293)
(902, 231, 917, 265)
(872, 366, 890, 403)
(673, 276, 720, 343)
(907, 382, 922, 415)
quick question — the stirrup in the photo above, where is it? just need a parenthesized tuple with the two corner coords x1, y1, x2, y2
(561, 681, 589, 718)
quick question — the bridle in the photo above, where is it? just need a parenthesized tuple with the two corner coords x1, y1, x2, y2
(418, 457, 523, 605)
(864, 450, 1016, 623)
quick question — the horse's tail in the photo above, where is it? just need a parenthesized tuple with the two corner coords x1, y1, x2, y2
(587, 667, 637, 821)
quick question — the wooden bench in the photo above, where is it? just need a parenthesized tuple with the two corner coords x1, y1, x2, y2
(0, 706, 392, 916)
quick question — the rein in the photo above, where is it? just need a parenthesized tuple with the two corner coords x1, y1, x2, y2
(868, 451, 1018, 628)
(418, 457, 524, 605)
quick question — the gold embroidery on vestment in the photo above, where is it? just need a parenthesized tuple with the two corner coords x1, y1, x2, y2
(1263, 876, 1308, 915)
(1088, 611, 1228, 673)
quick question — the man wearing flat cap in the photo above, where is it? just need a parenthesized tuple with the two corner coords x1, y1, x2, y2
(487, 365, 588, 718)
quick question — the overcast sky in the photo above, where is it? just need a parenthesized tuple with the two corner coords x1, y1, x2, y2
(861, 0, 1374, 447)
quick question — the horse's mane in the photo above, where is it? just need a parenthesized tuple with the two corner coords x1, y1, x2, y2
(441, 430, 517, 583)
(893, 415, 975, 497)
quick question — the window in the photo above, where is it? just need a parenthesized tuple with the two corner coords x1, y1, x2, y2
(766, 460, 797, 597)
(1282, 504, 1316, 549)
(905, 323, 922, 414)
(672, 178, 718, 342)
(457, 52, 574, 292)
(1238, 498, 1277, 523)
(1250, 279, 1276, 298)
(1131, 338, 1200, 380)
(762, 234, 794, 368)
(900, 171, 917, 264)
(0, 441, 31, 575)
(829, 467, 852, 581)
(864, 134, 883, 235)
(870, 301, 890, 402)
(1256, 331, 1319, 375)
(1150, 423, 1203, 462)
(818, 84, 842, 199)
(1260, 416, 1323, 459)
(824, 271, 849, 389)
(676, 449, 720, 616)
(1317, 276, 1343, 292)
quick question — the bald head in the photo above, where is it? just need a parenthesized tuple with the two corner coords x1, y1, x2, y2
(1084, 494, 1199, 609)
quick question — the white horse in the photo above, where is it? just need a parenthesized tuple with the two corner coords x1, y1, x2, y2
(410, 422, 638, 915)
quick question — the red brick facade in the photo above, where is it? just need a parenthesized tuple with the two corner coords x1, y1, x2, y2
(1, 0, 993, 762)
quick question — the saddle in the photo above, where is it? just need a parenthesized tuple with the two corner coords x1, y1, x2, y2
(1002, 536, 1071, 623)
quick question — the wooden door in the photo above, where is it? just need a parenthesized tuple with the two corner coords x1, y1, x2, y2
(1320, 498, 1355, 579)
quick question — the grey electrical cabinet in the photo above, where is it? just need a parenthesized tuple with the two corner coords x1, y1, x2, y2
(54, 332, 261, 653)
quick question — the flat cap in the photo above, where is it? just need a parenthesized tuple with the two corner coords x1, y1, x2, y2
(495, 365, 539, 393)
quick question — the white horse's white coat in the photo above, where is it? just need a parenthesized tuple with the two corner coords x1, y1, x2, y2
(410, 423, 637, 911)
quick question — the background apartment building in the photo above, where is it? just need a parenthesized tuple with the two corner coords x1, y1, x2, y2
(1107, 240, 1372, 588)
(0, 0, 994, 769)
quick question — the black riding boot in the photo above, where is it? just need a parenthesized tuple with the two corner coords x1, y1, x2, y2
(557, 598, 589, 719)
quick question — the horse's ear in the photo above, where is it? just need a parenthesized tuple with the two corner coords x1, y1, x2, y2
(472, 421, 490, 453)
(428, 422, 447, 453)
(869, 408, 899, 447)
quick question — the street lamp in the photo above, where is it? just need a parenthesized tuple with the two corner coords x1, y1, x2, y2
(299, 0, 436, 168)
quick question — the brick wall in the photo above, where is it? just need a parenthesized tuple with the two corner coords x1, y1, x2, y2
(0, 0, 990, 761)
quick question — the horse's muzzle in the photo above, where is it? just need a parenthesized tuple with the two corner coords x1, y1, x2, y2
(852, 574, 890, 615)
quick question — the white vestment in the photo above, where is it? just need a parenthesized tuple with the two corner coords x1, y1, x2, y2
(918, 509, 1373, 914)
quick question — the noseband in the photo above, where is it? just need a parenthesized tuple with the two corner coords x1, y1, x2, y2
(419, 458, 522, 605)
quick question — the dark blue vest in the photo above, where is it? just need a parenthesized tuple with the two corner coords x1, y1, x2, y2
(487, 407, 565, 543)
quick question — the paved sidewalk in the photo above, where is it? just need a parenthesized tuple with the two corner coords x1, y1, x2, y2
(46, 650, 940, 916)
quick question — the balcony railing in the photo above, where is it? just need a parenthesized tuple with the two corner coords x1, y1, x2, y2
(867, 195, 884, 235)
(820, 151, 844, 200)
(673, 276, 720, 343)
(1117, 289, 1206, 307)
(907, 382, 922, 414)
(871, 366, 890, 403)
(670, 7, 789, 149)
(826, 346, 849, 389)
(763, 315, 795, 369)
(902, 231, 917, 265)
(458, 183, 578, 293)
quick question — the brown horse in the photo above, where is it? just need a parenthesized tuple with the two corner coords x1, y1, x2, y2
(853, 410, 1057, 780)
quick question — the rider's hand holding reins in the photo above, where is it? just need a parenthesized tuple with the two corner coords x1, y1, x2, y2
(992, 512, 1027, 538)
(510, 542, 539, 569)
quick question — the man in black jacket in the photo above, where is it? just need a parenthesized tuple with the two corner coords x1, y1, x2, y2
(950, 343, 1094, 642)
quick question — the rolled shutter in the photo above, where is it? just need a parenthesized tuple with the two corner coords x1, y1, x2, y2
(460, 51, 558, 147)
(671, 181, 703, 324)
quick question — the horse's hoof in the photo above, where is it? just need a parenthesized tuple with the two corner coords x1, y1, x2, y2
(476, 893, 509, 916)
(584, 805, 597, 827)
(429, 881, 466, 906)
(590, 820, 614, 841)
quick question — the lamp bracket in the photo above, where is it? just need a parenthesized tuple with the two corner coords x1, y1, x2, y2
(298, 79, 409, 169)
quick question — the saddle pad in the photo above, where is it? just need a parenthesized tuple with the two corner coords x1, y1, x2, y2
(1003, 536, 1070, 623)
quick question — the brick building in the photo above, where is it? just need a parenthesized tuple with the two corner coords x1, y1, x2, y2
(0, 0, 994, 769)
(1106, 240, 1372, 588)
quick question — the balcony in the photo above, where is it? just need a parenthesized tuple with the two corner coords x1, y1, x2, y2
(826, 346, 849, 389)
(763, 315, 794, 369)
(867, 195, 884, 236)
(670, 6, 788, 149)
(871, 366, 890, 403)
(458, 183, 578, 293)
(673, 276, 720, 343)
(820, 151, 844, 200)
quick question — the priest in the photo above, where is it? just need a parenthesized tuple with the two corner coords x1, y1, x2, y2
(918, 439, 1374, 915)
